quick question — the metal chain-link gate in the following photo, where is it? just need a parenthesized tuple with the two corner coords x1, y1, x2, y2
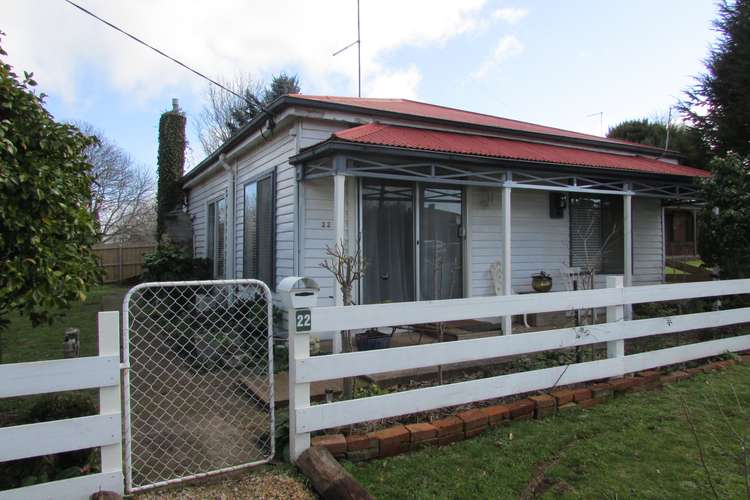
(122, 280, 274, 493)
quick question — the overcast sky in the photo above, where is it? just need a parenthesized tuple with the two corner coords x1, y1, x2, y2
(4, 0, 718, 171)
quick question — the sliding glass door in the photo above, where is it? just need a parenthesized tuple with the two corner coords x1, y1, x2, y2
(361, 180, 464, 304)
(420, 186, 463, 300)
(362, 179, 415, 304)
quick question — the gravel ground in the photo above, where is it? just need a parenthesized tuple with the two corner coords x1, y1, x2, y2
(136, 469, 315, 500)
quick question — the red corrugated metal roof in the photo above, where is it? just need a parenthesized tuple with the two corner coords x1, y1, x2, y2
(332, 123, 710, 178)
(289, 94, 665, 151)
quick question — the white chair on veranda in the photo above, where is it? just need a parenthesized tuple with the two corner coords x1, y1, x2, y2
(489, 261, 530, 329)
(560, 265, 597, 323)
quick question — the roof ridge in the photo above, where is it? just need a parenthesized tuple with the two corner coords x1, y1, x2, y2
(291, 94, 663, 151)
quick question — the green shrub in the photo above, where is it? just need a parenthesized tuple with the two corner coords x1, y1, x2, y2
(24, 392, 97, 423)
(142, 243, 210, 281)
(0, 393, 98, 490)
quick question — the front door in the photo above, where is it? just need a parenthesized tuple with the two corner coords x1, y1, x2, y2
(362, 179, 416, 303)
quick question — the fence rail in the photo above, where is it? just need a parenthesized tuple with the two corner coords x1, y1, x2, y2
(0, 312, 123, 499)
(93, 243, 156, 283)
(287, 276, 750, 460)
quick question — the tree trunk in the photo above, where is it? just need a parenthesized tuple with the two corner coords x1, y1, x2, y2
(341, 285, 355, 400)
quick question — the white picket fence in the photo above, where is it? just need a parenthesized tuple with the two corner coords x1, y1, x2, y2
(287, 277, 750, 460)
(0, 312, 123, 499)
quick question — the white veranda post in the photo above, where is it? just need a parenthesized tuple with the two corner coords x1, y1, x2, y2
(502, 185, 512, 335)
(623, 190, 633, 319)
(332, 173, 346, 353)
(606, 275, 625, 358)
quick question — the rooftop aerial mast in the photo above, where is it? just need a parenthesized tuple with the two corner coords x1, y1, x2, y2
(333, 0, 362, 97)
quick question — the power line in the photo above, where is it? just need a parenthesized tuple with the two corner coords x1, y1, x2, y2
(63, 0, 271, 119)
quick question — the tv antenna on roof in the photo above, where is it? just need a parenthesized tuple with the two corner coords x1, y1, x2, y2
(333, 0, 362, 97)
(586, 111, 604, 136)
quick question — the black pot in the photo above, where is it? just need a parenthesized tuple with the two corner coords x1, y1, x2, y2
(356, 330, 392, 351)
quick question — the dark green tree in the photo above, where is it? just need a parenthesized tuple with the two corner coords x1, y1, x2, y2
(156, 101, 186, 241)
(607, 118, 710, 168)
(697, 153, 750, 278)
(263, 72, 300, 104)
(0, 32, 102, 355)
(197, 73, 301, 154)
(680, 0, 750, 157)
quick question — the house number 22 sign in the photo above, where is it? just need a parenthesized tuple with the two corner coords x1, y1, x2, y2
(295, 308, 312, 332)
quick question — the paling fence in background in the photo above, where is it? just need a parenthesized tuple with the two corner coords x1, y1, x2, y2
(0, 312, 123, 500)
(287, 276, 750, 460)
(122, 280, 274, 493)
(93, 242, 156, 283)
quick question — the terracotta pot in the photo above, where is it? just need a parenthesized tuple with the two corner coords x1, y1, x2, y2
(532, 275, 553, 293)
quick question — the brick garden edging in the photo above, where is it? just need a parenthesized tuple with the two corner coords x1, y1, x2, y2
(311, 356, 745, 462)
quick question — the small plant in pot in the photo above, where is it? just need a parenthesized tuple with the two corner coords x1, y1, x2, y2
(532, 271, 553, 292)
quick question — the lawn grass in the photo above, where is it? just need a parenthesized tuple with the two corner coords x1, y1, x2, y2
(346, 363, 750, 499)
(0, 284, 128, 364)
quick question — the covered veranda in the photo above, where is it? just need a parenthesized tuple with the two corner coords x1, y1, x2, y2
(291, 123, 707, 351)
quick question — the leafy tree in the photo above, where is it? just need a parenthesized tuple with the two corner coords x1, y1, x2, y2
(196, 72, 301, 155)
(0, 32, 102, 355)
(607, 118, 710, 168)
(680, 0, 750, 157)
(697, 153, 750, 278)
(156, 102, 186, 241)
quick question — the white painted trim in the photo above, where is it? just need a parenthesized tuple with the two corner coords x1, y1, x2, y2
(0, 413, 120, 462)
(0, 471, 123, 500)
(0, 356, 118, 398)
(502, 185, 512, 334)
(463, 186, 472, 298)
(295, 334, 750, 433)
(332, 174, 346, 354)
(606, 275, 625, 358)
(98, 312, 123, 482)
(288, 306, 311, 462)
(305, 279, 750, 334)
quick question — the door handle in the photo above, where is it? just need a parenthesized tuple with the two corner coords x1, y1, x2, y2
(380, 273, 390, 280)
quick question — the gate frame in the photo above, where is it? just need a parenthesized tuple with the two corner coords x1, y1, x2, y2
(121, 279, 275, 494)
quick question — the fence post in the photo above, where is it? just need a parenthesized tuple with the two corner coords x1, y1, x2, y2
(288, 305, 311, 462)
(98, 311, 124, 494)
(606, 275, 625, 361)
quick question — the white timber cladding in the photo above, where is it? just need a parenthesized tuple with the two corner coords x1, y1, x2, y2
(233, 126, 297, 282)
(300, 176, 357, 307)
(189, 120, 345, 290)
(632, 197, 665, 285)
(188, 169, 228, 260)
(507, 189, 570, 293)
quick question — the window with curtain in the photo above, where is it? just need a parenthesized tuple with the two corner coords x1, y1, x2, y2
(569, 194, 624, 273)
(243, 173, 275, 286)
(207, 198, 226, 279)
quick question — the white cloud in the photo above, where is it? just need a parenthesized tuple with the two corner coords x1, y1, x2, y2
(471, 35, 524, 79)
(366, 65, 422, 98)
(2, 0, 491, 104)
(492, 7, 528, 24)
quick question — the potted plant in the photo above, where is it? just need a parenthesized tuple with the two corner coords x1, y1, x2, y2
(532, 271, 553, 292)
(356, 328, 392, 350)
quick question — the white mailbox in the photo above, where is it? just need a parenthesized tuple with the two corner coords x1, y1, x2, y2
(278, 276, 320, 309)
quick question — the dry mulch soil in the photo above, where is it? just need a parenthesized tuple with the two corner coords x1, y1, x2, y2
(135, 468, 314, 500)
